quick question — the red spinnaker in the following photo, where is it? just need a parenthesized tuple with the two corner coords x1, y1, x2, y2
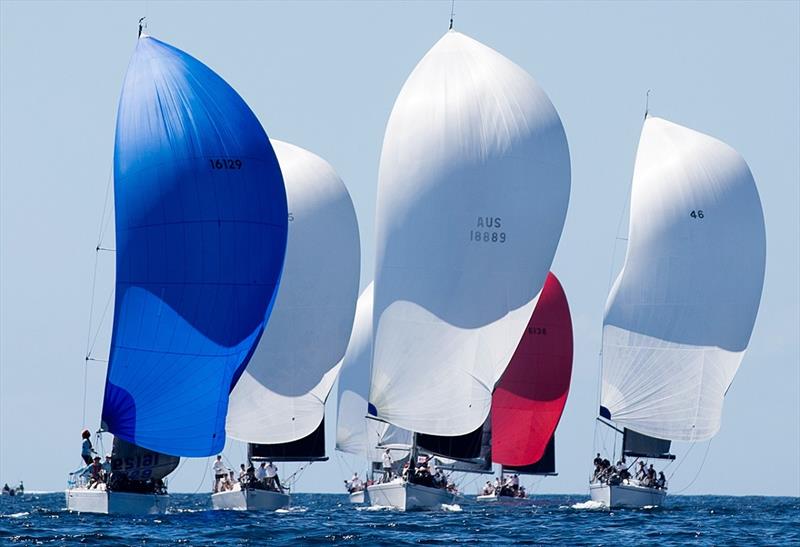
(491, 272, 573, 466)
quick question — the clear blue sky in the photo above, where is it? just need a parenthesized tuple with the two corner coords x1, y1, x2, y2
(1, 1, 798, 496)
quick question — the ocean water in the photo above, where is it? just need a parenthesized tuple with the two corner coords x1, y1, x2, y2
(1, 493, 798, 545)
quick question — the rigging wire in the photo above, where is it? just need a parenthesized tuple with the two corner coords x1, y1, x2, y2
(449, 0, 455, 30)
(192, 457, 211, 494)
(671, 441, 712, 494)
(82, 165, 114, 427)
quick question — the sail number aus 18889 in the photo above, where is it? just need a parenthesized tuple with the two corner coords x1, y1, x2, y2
(470, 216, 506, 243)
(209, 158, 242, 170)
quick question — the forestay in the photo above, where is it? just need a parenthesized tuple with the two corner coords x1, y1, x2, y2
(602, 116, 766, 441)
(371, 31, 571, 436)
(101, 36, 288, 456)
(336, 284, 410, 462)
(492, 272, 573, 467)
(227, 140, 360, 445)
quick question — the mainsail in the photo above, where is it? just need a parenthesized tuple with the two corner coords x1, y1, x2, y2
(492, 272, 573, 468)
(227, 140, 360, 457)
(370, 30, 571, 437)
(335, 283, 411, 463)
(601, 116, 766, 442)
(101, 36, 288, 457)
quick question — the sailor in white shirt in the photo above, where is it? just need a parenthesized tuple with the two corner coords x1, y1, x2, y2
(265, 461, 283, 493)
(382, 449, 393, 482)
(255, 462, 267, 484)
(346, 472, 363, 493)
(212, 455, 227, 493)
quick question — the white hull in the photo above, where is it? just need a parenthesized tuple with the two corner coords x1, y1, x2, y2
(348, 490, 366, 504)
(65, 487, 168, 514)
(211, 488, 290, 511)
(367, 480, 454, 511)
(589, 482, 667, 508)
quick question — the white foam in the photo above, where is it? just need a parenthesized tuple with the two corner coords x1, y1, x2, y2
(275, 506, 307, 514)
(441, 503, 462, 512)
(570, 500, 607, 510)
(2, 512, 29, 518)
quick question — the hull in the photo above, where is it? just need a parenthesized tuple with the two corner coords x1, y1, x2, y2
(65, 487, 168, 514)
(348, 490, 366, 504)
(211, 488, 290, 511)
(367, 480, 454, 511)
(589, 482, 667, 508)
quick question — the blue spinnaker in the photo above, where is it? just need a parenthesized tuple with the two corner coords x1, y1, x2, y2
(101, 36, 288, 457)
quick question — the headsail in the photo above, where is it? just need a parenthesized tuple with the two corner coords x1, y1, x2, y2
(370, 31, 571, 436)
(492, 272, 573, 467)
(101, 36, 288, 456)
(226, 140, 360, 453)
(335, 283, 410, 462)
(602, 116, 766, 441)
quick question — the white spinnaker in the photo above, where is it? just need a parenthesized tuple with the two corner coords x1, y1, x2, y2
(602, 117, 766, 442)
(336, 283, 410, 462)
(371, 31, 571, 436)
(227, 140, 360, 444)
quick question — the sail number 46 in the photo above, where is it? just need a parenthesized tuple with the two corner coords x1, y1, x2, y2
(209, 158, 242, 170)
(690, 210, 704, 219)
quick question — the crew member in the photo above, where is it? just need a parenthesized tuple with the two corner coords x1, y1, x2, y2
(212, 455, 227, 493)
(81, 430, 95, 465)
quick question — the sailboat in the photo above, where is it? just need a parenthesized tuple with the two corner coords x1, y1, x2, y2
(220, 140, 360, 510)
(476, 272, 573, 502)
(366, 29, 571, 511)
(590, 116, 766, 508)
(66, 32, 289, 514)
(335, 283, 411, 504)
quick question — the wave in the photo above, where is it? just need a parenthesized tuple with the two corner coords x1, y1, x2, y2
(441, 503, 462, 512)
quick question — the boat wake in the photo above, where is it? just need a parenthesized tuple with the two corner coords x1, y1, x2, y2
(275, 507, 307, 514)
(356, 505, 397, 512)
(569, 500, 606, 510)
(441, 503, 462, 512)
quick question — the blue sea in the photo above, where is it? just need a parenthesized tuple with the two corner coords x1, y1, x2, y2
(1, 493, 797, 545)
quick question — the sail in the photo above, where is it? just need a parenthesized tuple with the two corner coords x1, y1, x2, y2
(502, 435, 556, 476)
(370, 31, 571, 436)
(226, 140, 360, 446)
(109, 437, 179, 482)
(418, 415, 492, 470)
(602, 116, 766, 442)
(492, 272, 573, 467)
(248, 419, 327, 462)
(101, 36, 288, 456)
(336, 283, 411, 461)
(622, 428, 673, 460)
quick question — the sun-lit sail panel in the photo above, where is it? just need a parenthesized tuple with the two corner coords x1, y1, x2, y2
(370, 31, 571, 436)
(227, 140, 360, 446)
(336, 283, 411, 461)
(101, 36, 288, 457)
(602, 117, 766, 441)
(492, 272, 573, 467)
